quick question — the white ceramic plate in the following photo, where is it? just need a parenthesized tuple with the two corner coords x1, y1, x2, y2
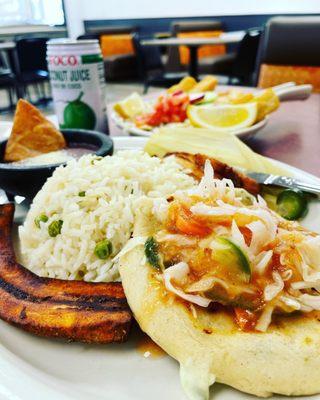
(111, 111, 268, 139)
(0, 135, 319, 400)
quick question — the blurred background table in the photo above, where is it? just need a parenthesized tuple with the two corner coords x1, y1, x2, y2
(142, 31, 245, 47)
(107, 87, 320, 178)
(142, 31, 245, 78)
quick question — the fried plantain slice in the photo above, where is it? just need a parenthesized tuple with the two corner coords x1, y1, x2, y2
(0, 203, 132, 343)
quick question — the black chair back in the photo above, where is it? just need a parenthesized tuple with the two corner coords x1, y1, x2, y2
(132, 33, 163, 80)
(232, 28, 262, 85)
(258, 16, 320, 67)
(15, 38, 48, 73)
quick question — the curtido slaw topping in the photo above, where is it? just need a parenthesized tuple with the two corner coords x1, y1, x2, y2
(147, 160, 320, 332)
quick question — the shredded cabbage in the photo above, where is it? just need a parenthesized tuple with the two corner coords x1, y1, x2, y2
(298, 294, 320, 310)
(264, 272, 284, 301)
(156, 232, 197, 246)
(279, 295, 301, 310)
(186, 276, 229, 293)
(255, 305, 274, 332)
(163, 262, 211, 307)
(254, 250, 273, 275)
(230, 220, 247, 249)
(148, 155, 320, 332)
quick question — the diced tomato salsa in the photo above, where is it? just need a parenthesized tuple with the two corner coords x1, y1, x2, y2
(135, 90, 190, 127)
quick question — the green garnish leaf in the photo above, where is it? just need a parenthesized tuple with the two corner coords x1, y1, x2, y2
(78, 191, 86, 197)
(34, 214, 48, 228)
(94, 239, 113, 259)
(145, 237, 160, 270)
(48, 220, 63, 237)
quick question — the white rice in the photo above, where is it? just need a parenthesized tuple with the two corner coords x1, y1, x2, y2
(19, 150, 195, 282)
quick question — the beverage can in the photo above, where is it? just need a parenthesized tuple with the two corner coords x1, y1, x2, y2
(47, 39, 108, 133)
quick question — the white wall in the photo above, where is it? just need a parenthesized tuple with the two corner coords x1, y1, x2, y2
(64, 0, 320, 38)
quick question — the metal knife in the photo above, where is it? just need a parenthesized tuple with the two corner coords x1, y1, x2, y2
(247, 172, 320, 196)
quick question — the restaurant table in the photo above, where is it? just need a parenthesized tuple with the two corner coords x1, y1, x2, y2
(107, 89, 320, 178)
(141, 31, 245, 79)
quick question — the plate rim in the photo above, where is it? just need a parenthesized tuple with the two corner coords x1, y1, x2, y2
(111, 110, 268, 139)
(0, 135, 318, 400)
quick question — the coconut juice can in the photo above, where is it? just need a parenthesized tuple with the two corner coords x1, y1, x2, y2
(47, 39, 108, 133)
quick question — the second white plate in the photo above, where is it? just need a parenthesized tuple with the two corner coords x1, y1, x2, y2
(111, 111, 268, 139)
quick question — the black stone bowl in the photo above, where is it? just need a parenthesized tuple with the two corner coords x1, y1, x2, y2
(0, 129, 113, 199)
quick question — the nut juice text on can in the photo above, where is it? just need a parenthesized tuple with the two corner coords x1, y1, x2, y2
(47, 39, 108, 133)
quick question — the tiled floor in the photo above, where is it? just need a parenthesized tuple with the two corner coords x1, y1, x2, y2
(0, 82, 163, 121)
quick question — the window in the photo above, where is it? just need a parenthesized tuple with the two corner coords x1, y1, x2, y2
(0, 0, 65, 26)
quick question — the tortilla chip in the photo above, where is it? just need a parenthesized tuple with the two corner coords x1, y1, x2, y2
(4, 99, 66, 162)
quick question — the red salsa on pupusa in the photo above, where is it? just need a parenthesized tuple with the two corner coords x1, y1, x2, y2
(144, 160, 320, 332)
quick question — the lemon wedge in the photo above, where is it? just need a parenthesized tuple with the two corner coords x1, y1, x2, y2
(187, 103, 257, 132)
(114, 92, 146, 119)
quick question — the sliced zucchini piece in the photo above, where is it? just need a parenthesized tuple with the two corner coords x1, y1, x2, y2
(211, 237, 251, 283)
(276, 189, 307, 220)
